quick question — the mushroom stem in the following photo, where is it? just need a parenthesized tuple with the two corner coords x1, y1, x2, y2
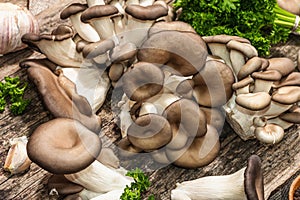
(86, 0, 105, 7)
(69, 13, 100, 42)
(171, 155, 264, 200)
(65, 160, 133, 193)
(171, 167, 246, 200)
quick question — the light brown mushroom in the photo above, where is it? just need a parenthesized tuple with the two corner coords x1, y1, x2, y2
(251, 69, 282, 93)
(254, 123, 285, 144)
(266, 57, 296, 76)
(235, 92, 271, 111)
(137, 30, 208, 76)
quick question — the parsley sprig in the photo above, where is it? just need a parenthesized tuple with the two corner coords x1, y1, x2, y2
(120, 168, 155, 200)
(0, 76, 30, 115)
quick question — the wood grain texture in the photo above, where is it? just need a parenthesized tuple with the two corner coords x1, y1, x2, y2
(0, 0, 299, 200)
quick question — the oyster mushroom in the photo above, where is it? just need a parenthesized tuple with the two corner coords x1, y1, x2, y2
(20, 60, 102, 133)
(137, 30, 208, 76)
(127, 113, 172, 150)
(81, 5, 119, 40)
(22, 25, 83, 68)
(273, 72, 300, 88)
(254, 123, 285, 144)
(47, 174, 84, 196)
(235, 92, 271, 112)
(192, 56, 235, 107)
(166, 125, 220, 168)
(251, 70, 282, 93)
(122, 61, 164, 101)
(266, 57, 295, 77)
(124, 2, 169, 46)
(171, 154, 264, 200)
(237, 56, 262, 80)
(60, 3, 100, 42)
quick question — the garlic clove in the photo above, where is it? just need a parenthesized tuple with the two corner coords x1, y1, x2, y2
(4, 136, 31, 174)
(0, 3, 39, 55)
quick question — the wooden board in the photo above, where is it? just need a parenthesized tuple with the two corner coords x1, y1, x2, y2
(0, 0, 299, 199)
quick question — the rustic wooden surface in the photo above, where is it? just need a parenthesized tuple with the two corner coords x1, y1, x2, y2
(0, 0, 299, 199)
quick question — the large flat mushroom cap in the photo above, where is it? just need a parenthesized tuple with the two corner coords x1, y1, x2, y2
(272, 86, 300, 104)
(267, 57, 295, 76)
(27, 118, 102, 174)
(244, 155, 265, 200)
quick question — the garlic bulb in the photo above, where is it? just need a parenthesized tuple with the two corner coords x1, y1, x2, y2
(4, 136, 32, 174)
(0, 3, 39, 55)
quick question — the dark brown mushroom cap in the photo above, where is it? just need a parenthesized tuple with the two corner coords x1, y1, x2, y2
(27, 118, 102, 174)
(273, 72, 300, 88)
(237, 57, 262, 80)
(137, 30, 208, 76)
(193, 58, 235, 107)
(109, 63, 124, 82)
(252, 70, 282, 81)
(122, 62, 164, 101)
(110, 42, 137, 63)
(23, 59, 101, 133)
(47, 174, 84, 195)
(166, 125, 220, 168)
(272, 86, 300, 104)
(117, 137, 143, 157)
(266, 57, 295, 76)
(125, 4, 168, 20)
(60, 3, 88, 19)
(244, 155, 265, 200)
(82, 39, 115, 58)
(236, 92, 271, 111)
(80, 5, 119, 23)
(127, 114, 172, 150)
(19, 58, 58, 71)
(148, 21, 196, 36)
(162, 98, 207, 138)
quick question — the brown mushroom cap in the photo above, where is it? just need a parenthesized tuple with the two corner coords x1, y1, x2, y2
(232, 76, 254, 91)
(166, 125, 220, 168)
(47, 174, 84, 195)
(125, 4, 169, 20)
(272, 86, 300, 104)
(237, 57, 262, 80)
(193, 58, 235, 107)
(279, 105, 300, 124)
(266, 57, 295, 76)
(82, 39, 115, 59)
(117, 137, 143, 157)
(148, 21, 196, 36)
(137, 30, 208, 76)
(254, 123, 285, 144)
(252, 70, 282, 81)
(273, 72, 300, 88)
(80, 5, 119, 23)
(202, 35, 251, 44)
(162, 98, 207, 138)
(226, 40, 258, 59)
(110, 42, 137, 63)
(22, 59, 101, 133)
(109, 63, 125, 82)
(127, 114, 172, 150)
(244, 155, 265, 200)
(27, 118, 102, 174)
(60, 3, 88, 20)
(122, 62, 164, 101)
(236, 92, 271, 111)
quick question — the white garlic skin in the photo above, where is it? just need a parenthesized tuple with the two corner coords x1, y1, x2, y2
(0, 3, 39, 55)
(3, 136, 32, 174)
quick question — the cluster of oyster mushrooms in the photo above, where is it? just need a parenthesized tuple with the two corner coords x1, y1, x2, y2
(203, 35, 300, 144)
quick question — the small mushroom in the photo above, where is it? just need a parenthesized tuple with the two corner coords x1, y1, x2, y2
(166, 125, 220, 168)
(266, 57, 296, 76)
(47, 174, 84, 196)
(122, 61, 164, 101)
(254, 123, 285, 144)
(124, 2, 169, 46)
(192, 57, 235, 107)
(232, 76, 254, 95)
(171, 154, 264, 200)
(226, 39, 258, 59)
(237, 57, 262, 80)
(81, 5, 119, 40)
(127, 113, 172, 150)
(60, 3, 100, 42)
(251, 70, 282, 93)
(82, 39, 115, 65)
